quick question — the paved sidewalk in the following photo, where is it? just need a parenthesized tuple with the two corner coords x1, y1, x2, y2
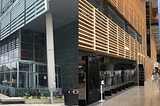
(0, 104, 64, 106)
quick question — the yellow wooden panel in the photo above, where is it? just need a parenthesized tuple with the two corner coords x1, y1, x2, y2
(117, 0, 123, 15)
(108, 0, 117, 7)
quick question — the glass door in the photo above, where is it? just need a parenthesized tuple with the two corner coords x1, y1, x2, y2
(55, 65, 62, 88)
(26, 72, 38, 88)
(36, 73, 39, 88)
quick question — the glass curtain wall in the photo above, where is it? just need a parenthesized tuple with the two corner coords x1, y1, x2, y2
(0, 29, 48, 88)
(0, 31, 19, 87)
(0, 31, 19, 64)
(21, 29, 46, 62)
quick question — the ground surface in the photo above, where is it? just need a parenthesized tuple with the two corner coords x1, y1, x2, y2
(0, 77, 160, 106)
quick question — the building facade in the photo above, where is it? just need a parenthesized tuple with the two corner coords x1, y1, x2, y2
(0, 0, 157, 105)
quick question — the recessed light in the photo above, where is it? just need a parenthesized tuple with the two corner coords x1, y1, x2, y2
(59, 21, 63, 23)
(70, 15, 74, 18)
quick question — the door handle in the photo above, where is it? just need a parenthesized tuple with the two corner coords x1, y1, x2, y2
(89, 92, 92, 94)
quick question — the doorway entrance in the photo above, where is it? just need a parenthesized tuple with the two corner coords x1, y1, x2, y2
(26, 72, 38, 88)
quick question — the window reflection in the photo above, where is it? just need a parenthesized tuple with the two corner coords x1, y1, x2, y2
(0, 73, 4, 84)
(11, 62, 17, 71)
(0, 31, 19, 64)
(19, 72, 26, 88)
(10, 72, 17, 87)
(19, 62, 32, 71)
(4, 63, 11, 71)
(4, 72, 10, 86)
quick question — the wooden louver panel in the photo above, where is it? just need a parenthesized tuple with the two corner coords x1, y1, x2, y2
(78, 0, 144, 62)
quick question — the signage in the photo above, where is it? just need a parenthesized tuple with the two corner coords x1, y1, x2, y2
(101, 80, 104, 85)
(72, 89, 79, 94)
(154, 62, 158, 68)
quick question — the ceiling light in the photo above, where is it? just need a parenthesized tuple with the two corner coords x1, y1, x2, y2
(59, 21, 63, 23)
(70, 15, 74, 18)
(125, 46, 129, 50)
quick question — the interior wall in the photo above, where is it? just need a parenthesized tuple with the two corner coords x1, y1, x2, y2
(144, 33, 157, 81)
(144, 3, 157, 81)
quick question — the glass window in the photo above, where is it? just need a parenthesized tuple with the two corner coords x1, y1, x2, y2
(21, 50, 33, 60)
(35, 38, 45, 45)
(34, 32, 45, 38)
(0, 73, 4, 84)
(19, 62, 33, 71)
(8, 40, 12, 51)
(0, 46, 1, 55)
(87, 0, 102, 12)
(21, 43, 33, 51)
(10, 72, 17, 87)
(19, 72, 27, 88)
(4, 44, 8, 53)
(1, 54, 4, 64)
(35, 45, 46, 53)
(19, 62, 29, 71)
(4, 52, 8, 63)
(35, 52, 46, 62)
(137, 35, 142, 44)
(4, 72, 10, 86)
(15, 37, 19, 49)
(11, 62, 17, 71)
(12, 39, 16, 50)
(36, 65, 47, 73)
(2, 45, 5, 54)
(4, 63, 11, 71)
(128, 26, 137, 40)
(39, 74, 48, 87)
(21, 29, 33, 36)
(8, 51, 14, 62)
(22, 36, 33, 43)
(108, 6, 125, 30)
(0, 65, 3, 72)
(14, 48, 19, 61)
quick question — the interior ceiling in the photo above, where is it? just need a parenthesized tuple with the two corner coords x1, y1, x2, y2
(23, 0, 78, 33)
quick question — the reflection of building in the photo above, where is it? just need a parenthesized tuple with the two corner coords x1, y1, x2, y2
(0, 0, 158, 105)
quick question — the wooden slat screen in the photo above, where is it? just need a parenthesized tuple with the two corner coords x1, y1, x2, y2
(78, 0, 144, 61)
(124, 0, 130, 22)
(108, 19, 118, 56)
(95, 9, 108, 53)
(78, 0, 94, 50)
(108, 0, 146, 39)
(129, 4, 133, 26)
(118, 27, 125, 58)
(117, 0, 123, 15)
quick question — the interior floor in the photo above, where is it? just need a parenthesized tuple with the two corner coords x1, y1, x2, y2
(89, 76, 160, 106)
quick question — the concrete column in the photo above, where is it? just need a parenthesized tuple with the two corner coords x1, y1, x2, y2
(33, 64, 36, 88)
(29, 64, 32, 88)
(17, 61, 19, 88)
(46, 13, 55, 88)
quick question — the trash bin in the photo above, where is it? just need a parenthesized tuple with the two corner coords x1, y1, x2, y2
(64, 90, 78, 105)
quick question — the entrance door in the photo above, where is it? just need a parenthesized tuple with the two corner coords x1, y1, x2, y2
(55, 65, 62, 88)
(87, 56, 100, 104)
(82, 56, 100, 105)
(26, 72, 38, 88)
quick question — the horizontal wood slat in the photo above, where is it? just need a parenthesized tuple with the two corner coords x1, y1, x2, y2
(78, 0, 144, 61)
